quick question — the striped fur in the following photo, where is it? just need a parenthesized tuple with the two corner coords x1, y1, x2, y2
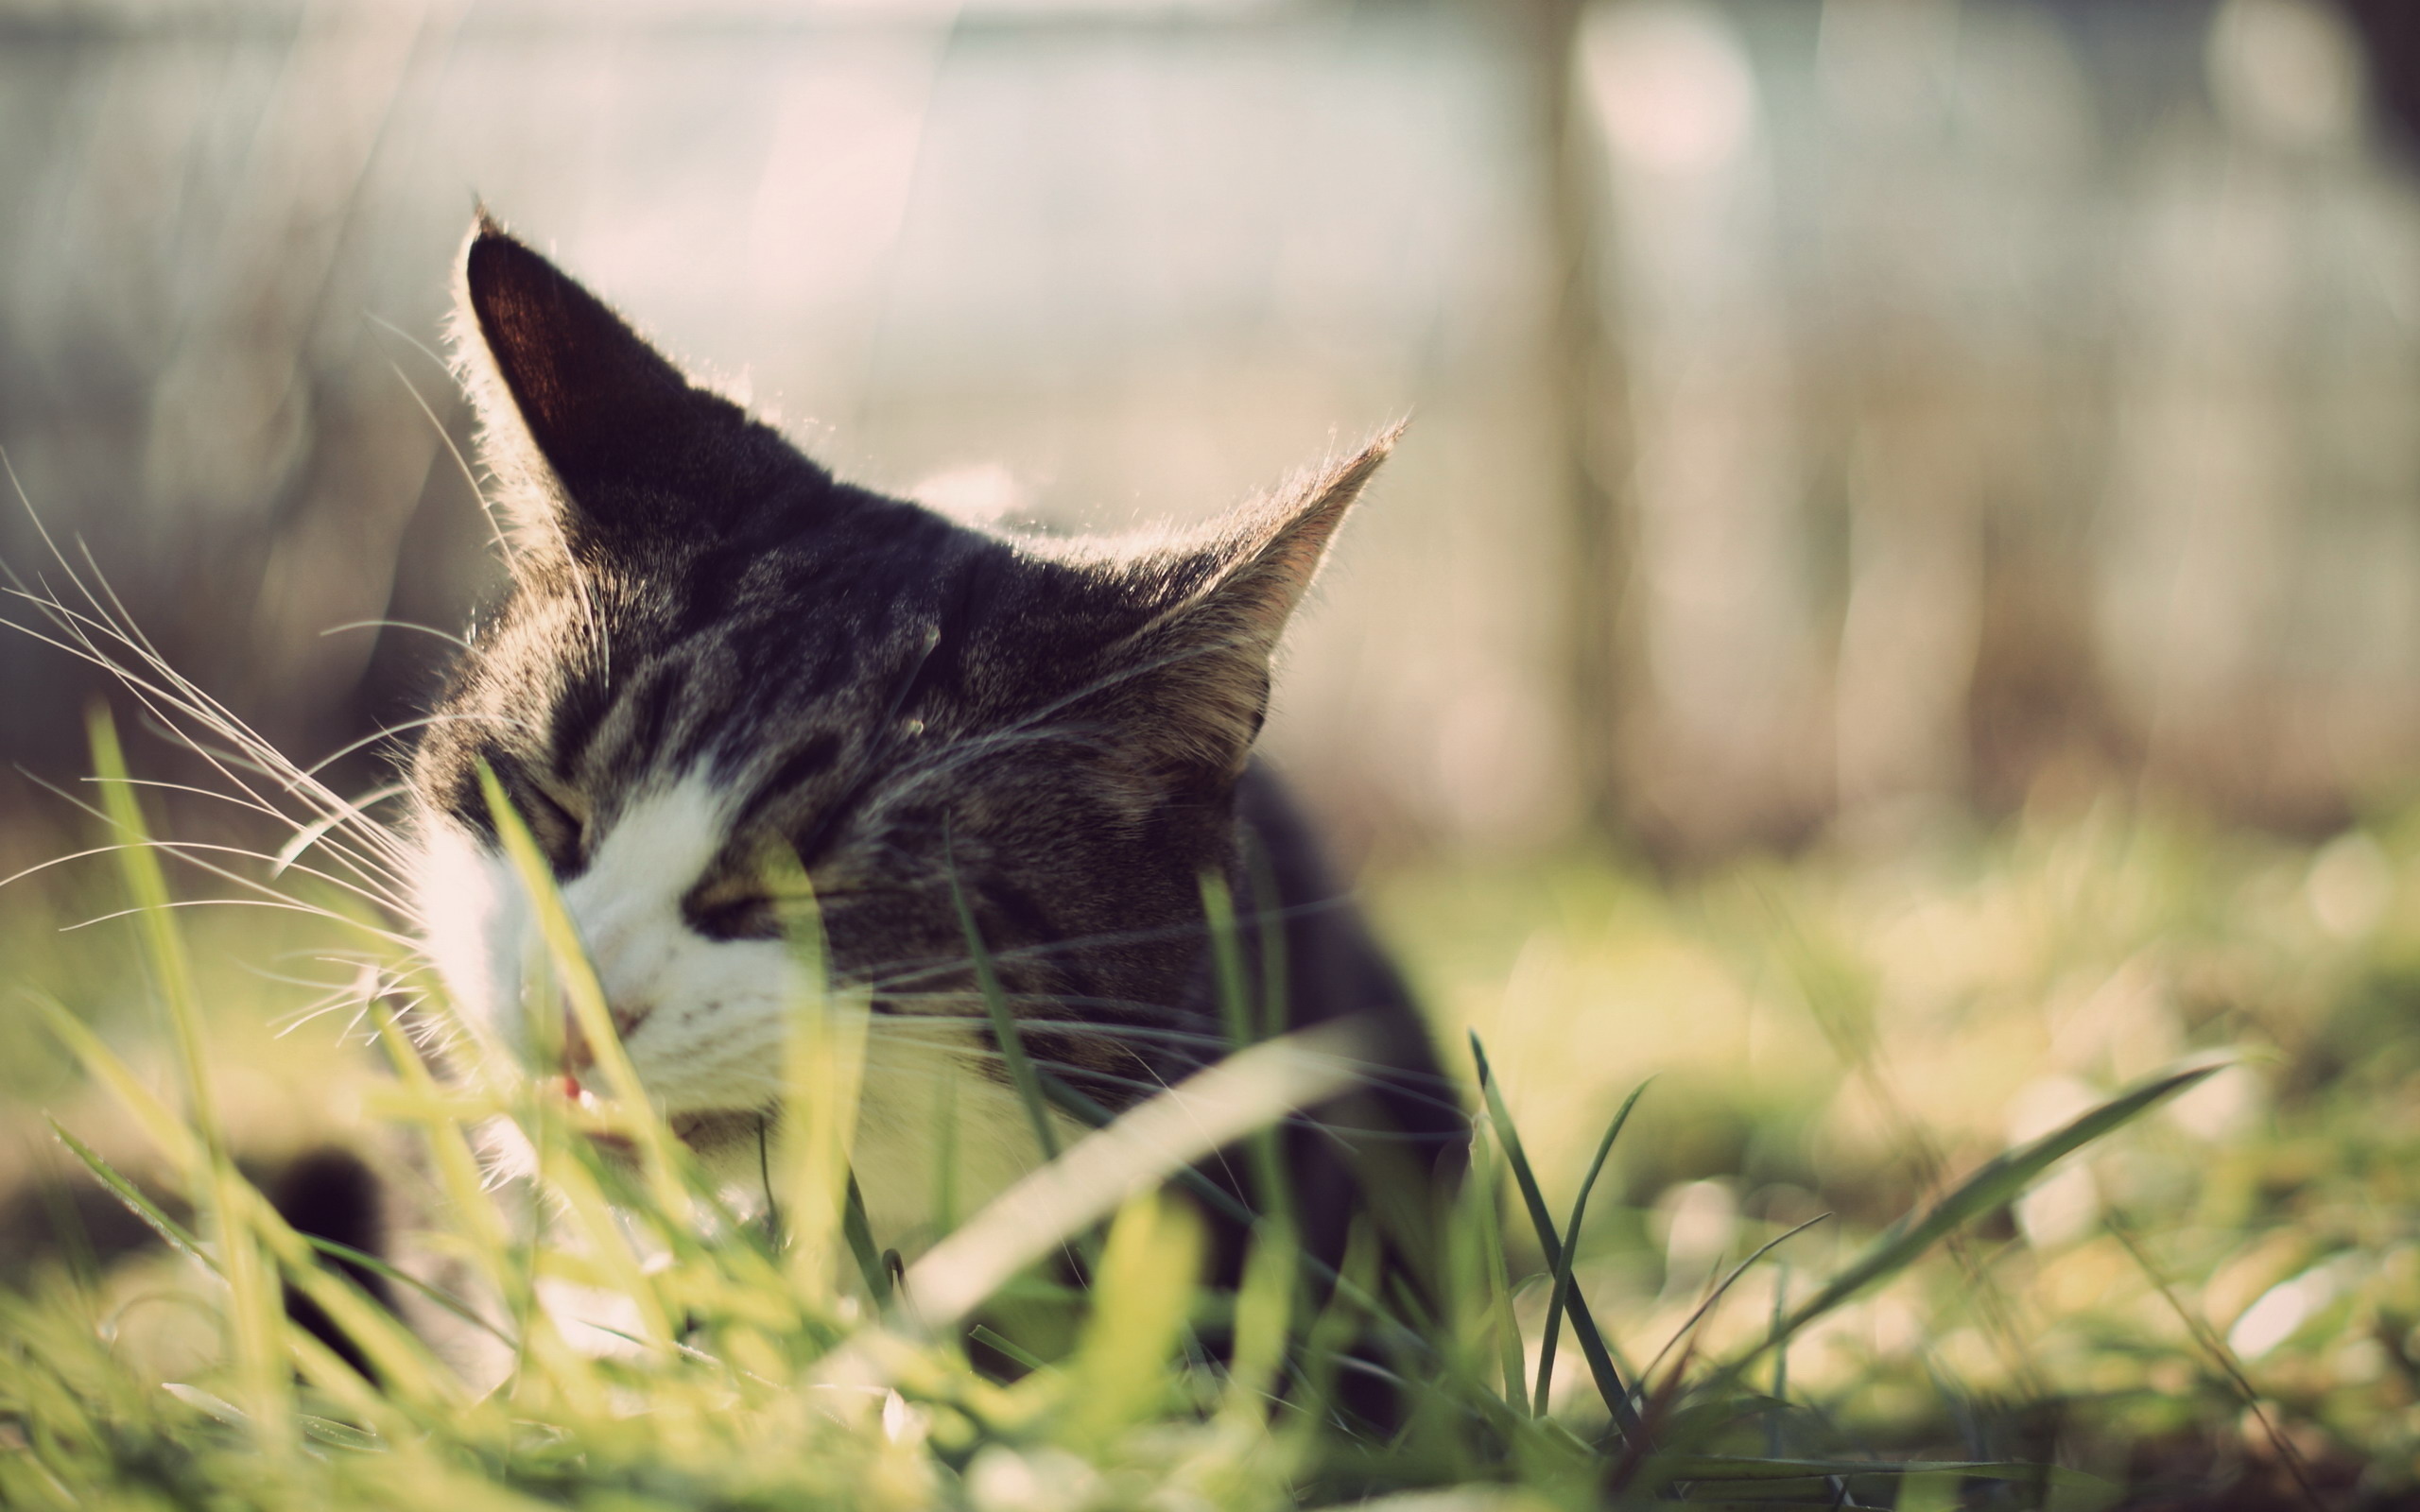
(409, 219, 1458, 1251)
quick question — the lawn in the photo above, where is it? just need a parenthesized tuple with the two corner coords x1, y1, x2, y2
(3, 724, 2411, 1508)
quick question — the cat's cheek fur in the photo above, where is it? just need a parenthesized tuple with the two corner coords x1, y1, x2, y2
(552, 775, 796, 1115)
(412, 817, 532, 1055)
(605, 941, 799, 1113)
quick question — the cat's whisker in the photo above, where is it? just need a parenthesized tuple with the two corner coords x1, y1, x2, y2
(3, 577, 418, 885)
(22, 791, 418, 946)
(320, 618, 474, 651)
(364, 313, 520, 571)
(98, 774, 306, 827)
(866, 1003, 1222, 1044)
(855, 893, 1365, 992)
(839, 1039, 1464, 1148)
(854, 1009, 1470, 1118)
(64, 772, 414, 902)
(0, 835, 413, 921)
(19, 764, 421, 923)
(879, 720, 1120, 794)
(59, 896, 411, 937)
(864, 1007, 1468, 1090)
(269, 977, 388, 1040)
(839, 621, 1294, 807)
(932, 627, 1273, 759)
(297, 711, 537, 782)
(2, 487, 425, 892)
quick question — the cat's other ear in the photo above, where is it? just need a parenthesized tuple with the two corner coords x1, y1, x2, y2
(1101, 425, 1400, 782)
(453, 215, 819, 557)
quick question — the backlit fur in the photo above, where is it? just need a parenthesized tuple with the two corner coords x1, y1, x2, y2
(409, 219, 1452, 1251)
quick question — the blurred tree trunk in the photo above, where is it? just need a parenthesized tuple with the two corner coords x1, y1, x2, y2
(1503, 0, 1636, 848)
(2340, 0, 2420, 158)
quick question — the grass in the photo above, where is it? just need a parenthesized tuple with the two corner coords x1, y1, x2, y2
(2, 715, 2411, 1506)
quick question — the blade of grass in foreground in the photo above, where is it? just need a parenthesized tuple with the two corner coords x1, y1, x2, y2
(878, 1026, 1360, 1336)
(765, 850, 873, 1312)
(1464, 1115, 1528, 1411)
(842, 1175, 892, 1305)
(477, 762, 692, 1225)
(946, 833, 1060, 1163)
(2106, 1216, 2324, 1512)
(47, 1117, 208, 1267)
(1063, 1192, 1202, 1450)
(1469, 1032, 1643, 1440)
(89, 710, 292, 1453)
(1201, 871, 1291, 1229)
(1036, 1066, 1434, 1363)
(1733, 1058, 2225, 1377)
(1534, 1077, 1649, 1416)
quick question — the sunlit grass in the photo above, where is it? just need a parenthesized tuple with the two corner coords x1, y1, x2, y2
(2, 724, 2377, 1507)
(1376, 801, 2420, 1494)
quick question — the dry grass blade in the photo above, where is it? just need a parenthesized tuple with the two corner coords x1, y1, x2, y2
(883, 1023, 1363, 1336)
(2107, 1217, 2325, 1512)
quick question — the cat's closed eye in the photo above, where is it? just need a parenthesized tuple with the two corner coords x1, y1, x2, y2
(487, 764, 588, 871)
(683, 868, 784, 941)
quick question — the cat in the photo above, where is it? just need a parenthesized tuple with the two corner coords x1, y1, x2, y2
(392, 217, 1465, 1301)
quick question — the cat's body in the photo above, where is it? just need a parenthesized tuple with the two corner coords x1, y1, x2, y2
(400, 221, 1461, 1282)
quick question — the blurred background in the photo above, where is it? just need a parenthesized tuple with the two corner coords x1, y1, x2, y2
(15, 0, 2420, 1483)
(12, 0, 2420, 868)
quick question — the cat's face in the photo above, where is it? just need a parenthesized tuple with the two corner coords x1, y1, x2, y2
(406, 223, 1389, 1203)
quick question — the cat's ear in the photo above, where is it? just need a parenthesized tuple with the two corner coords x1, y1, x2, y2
(454, 215, 817, 557)
(1101, 426, 1399, 782)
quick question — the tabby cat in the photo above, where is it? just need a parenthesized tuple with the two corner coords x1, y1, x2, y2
(401, 219, 1462, 1287)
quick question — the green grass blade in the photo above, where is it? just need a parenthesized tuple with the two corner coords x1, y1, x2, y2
(1639, 1214, 1830, 1392)
(295, 1234, 515, 1349)
(1200, 871, 1290, 1228)
(969, 1323, 1053, 1376)
(765, 850, 872, 1312)
(364, 998, 526, 1347)
(1221, 1220, 1297, 1419)
(86, 710, 218, 1152)
(89, 713, 290, 1448)
(1754, 1059, 2224, 1365)
(2105, 1216, 2325, 1510)
(946, 834, 1059, 1163)
(1463, 1116, 1528, 1412)
(476, 765, 684, 1193)
(245, 1204, 464, 1410)
(27, 990, 203, 1169)
(46, 1120, 211, 1271)
(842, 1173, 893, 1304)
(1242, 838, 1288, 1046)
(1767, 1260, 1790, 1456)
(1469, 1031, 1642, 1438)
(1036, 1065, 1437, 1365)
(1063, 1192, 1202, 1448)
(1201, 871, 1254, 1051)
(1533, 1077, 1649, 1415)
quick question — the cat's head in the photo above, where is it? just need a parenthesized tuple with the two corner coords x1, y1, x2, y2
(407, 219, 1391, 1168)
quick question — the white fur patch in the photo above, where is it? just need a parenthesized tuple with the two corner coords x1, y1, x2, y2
(412, 816, 527, 1046)
(558, 778, 798, 1115)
